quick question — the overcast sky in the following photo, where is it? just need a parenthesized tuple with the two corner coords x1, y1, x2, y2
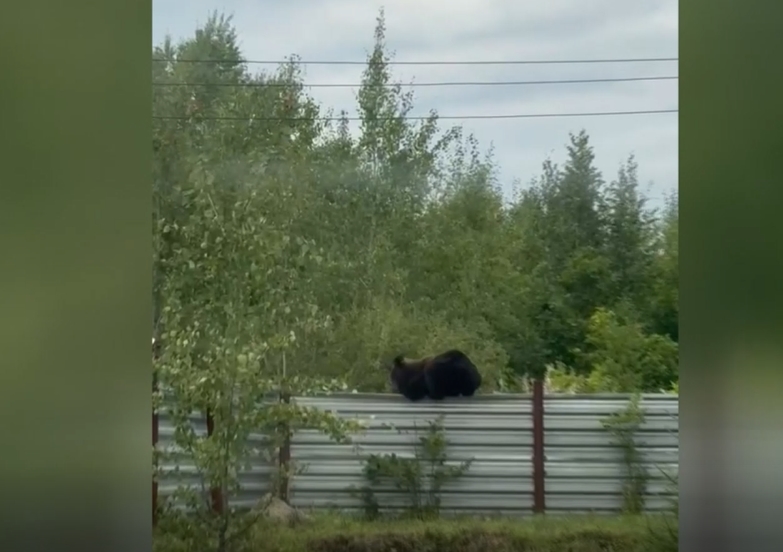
(153, 0, 678, 210)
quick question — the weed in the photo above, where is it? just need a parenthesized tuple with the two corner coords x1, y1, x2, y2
(601, 394, 650, 514)
(352, 416, 472, 520)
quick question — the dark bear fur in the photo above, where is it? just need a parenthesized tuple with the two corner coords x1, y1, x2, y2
(389, 349, 482, 401)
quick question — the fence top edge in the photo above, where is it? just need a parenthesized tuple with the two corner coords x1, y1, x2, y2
(295, 393, 529, 401)
(157, 390, 679, 402)
(543, 393, 679, 400)
(285, 392, 677, 400)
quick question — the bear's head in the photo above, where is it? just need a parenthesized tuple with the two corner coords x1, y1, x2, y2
(382, 354, 405, 392)
(387, 354, 430, 391)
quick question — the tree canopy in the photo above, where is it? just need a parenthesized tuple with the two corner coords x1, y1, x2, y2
(153, 11, 679, 396)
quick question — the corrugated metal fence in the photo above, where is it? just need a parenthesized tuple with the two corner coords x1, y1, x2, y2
(155, 392, 678, 516)
(542, 394, 678, 513)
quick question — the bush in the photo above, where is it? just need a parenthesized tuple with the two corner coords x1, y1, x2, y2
(354, 416, 472, 519)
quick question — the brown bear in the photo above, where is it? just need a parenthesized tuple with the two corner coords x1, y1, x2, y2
(388, 349, 482, 401)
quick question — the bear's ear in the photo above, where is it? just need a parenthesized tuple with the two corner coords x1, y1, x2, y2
(392, 354, 405, 366)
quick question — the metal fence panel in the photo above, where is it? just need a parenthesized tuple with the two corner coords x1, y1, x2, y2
(288, 394, 534, 514)
(154, 393, 678, 515)
(543, 395, 679, 513)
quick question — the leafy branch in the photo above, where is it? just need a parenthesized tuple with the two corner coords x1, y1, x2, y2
(601, 393, 649, 514)
(352, 416, 472, 520)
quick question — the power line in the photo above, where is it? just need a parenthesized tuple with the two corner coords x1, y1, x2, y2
(152, 75, 678, 89)
(152, 109, 678, 122)
(152, 56, 678, 66)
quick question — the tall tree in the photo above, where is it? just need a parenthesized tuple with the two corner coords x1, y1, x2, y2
(547, 130, 606, 261)
(650, 192, 679, 341)
(514, 132, 612, 374)
(604, 155, 658, 318)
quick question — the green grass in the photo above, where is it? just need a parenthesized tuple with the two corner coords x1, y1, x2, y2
(154, 511, 678, 552)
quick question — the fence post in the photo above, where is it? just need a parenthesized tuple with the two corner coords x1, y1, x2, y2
(532, 379, 546, 513)
(277, 393, 292, 502)
(205, 409, 224, 515)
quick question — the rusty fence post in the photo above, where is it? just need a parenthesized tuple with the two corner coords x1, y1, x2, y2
(205, 409, 225, 515)
(532, 379, 546, 513)
(277, 393, 292, 502)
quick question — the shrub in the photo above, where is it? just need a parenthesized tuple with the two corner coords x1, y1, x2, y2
(601, 394, 649, 514)
(354, 416, 472, 519)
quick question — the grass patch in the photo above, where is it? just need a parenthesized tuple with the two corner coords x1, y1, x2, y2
(154, 511, 678, 552)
